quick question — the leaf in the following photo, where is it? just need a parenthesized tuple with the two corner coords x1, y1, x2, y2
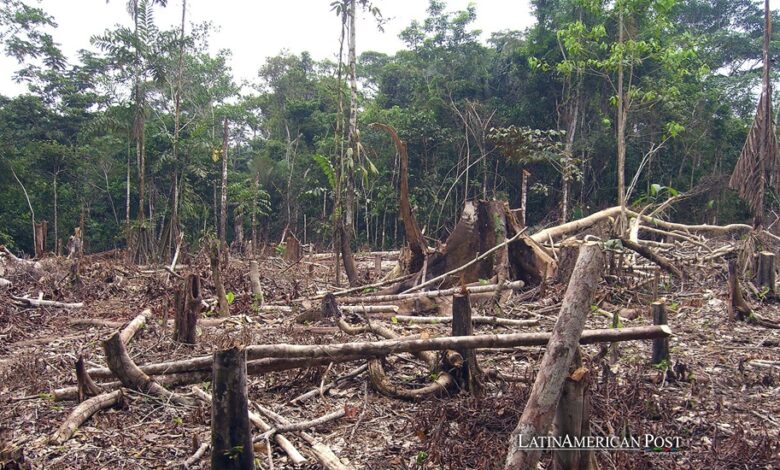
(226, 291, 235, 305)
(391, 316, 398, 324)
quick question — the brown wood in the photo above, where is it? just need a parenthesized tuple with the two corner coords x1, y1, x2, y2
(210, 240, 229, 316)
(50, 389, 124, 445)
(728, 259, 752, 321)
(75, 356, 103, 402)
(757, 251, 776, 294)
(451, 291, 482, 394)
(34, 220, 47, 258)
(555, 239, 580, 285)
(284, 232, 303, 263)
(552, 348, 596, 470)
(120, 309, 150, 345)
(369, 122, 427, 273)
(651, 301, 670, 365)
(211, 347, 254, 470)
(174, 274, 202, 344)
(620, 238, 685, 279)
(249, 260, 263, 301)
(505, 242, 604, 469)
(102, 331, 192, 406)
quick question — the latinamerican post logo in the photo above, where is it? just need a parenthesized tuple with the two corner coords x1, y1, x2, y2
(517, 434, 683, 453)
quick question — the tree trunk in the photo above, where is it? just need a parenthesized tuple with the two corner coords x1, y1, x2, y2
(757, 251, 775, 295)
(220, 117, 229, 247)
(174, 274, 202, 344)
(651, 301, 669, 365)
(211, 347, 254, 470)
(616, 8, 627, 233)
(210, 240, 229, 317)
(451, 291, 482, 393)
(505, 243, 604, 469)
(552, 348, 596, 470)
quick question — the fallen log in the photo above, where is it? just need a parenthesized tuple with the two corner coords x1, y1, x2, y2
(84, 326, 671, 382)
(50, 389, 124, 445)
(243, 325, 671, 360)
(339, 280, 524, 304)
(11, 295, 83, 309)
(102, 332, 193, 406)
(120, 309, 151, 345)
(391, 315, 538, 328)
(53, 370, 210, 402)
(505, 242, 604, 469)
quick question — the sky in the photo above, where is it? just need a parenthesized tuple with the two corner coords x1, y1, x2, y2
(0, 0, 535, 96)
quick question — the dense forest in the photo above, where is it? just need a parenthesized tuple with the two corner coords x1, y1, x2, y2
(1, 0, 773, 258)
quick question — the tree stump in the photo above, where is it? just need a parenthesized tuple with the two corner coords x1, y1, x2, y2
(211, 347, 254, 470)
(757, 251, 776, 295)
(249, 260, 263, 303)
(34, 220, 47, 258)
(374, 253, 382, 279)
(553, 347, 596, 470)
(451, 291, 482, 394)
(284, 233, 302, 263)
(210, 240, 229, 317)
(651, 301, 670, 365)
(174, 274, 202, 344)
(555, 239, 580, 285)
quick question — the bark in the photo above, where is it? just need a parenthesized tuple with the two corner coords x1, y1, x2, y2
(369, 122, 427, 272)
(556, 239, 580, 285)
(728, 259, 752, 321)
(102, 331, 192, 406)
(451, 292, 482, 394)
(757, 251, 776, 294)
(249, 260, 263, 301)
(520, 169, 530, 226)
(651, 301, 670, 365)
(34, 220, 47, 258)
(552, 348, 596, 470)
(75, 356, 103, 402)
(120, 309, 150, 345)
(11, 296, 83, 309)
(211, 347, 254, 470)
(210, 240, 229, 317)
(391, 315, 539, 327)
(338, 280, 524, 304)
(219, 117, 229, 247)
(50, 389, 124, 445)
(619, 238, 685, 279)
(505, 243, 604, 469)
(192, 387, 306, 465)
(174, 274, 202, 344)
(284, 232, 303, 263)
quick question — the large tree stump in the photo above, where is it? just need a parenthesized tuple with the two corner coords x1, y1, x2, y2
(211, 347, 254, 470)
(174, 274, 202, 344)
(553, 348, 597, 470)
(757, 251, 776, 295)
(555, 239, 581, 285)
(451, 291, 482, 394)
(651, 301, 670, 365)
(249, 260, 263, 302)
(505, 242, 604, 469)
(284, 233, 303, 263)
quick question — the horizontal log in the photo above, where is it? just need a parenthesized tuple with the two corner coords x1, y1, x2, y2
(392, 315, 539, 327)
(12, 295, 83, 309)
(339, 280, 525, 304)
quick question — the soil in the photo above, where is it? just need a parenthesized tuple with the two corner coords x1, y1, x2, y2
(1, 242, 779, 469)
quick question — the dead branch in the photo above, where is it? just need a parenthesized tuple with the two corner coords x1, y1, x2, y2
(120, 309, 150, 345)
(50, 389, 124, 445)
(253, 403, 353, 470)
(192, 386, 307, 466)
(288, 364, 368, 405)
(11, 295, 83, 309)
(258, 407, 346, 441)
(619, 238, 685, 279)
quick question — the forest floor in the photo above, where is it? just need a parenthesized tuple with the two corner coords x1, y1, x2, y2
(1, 241, 780, 469)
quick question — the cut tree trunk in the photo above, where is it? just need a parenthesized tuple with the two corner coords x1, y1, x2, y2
(651, 301, 670, 365)
(211, 347, 254, 470)
(174, 274, 202, 344)
(728, 259, 752, 321)
(284, 232, 303, 263)
(552, 348, 596, 470)
(75, 355, 103, 402)
(34, 220, 47, 258)
(210, 240, 229, 317)
(450, 291, 482, 394)
(757, 251, 776, 295)
(505, 242, 604, 469)
(249, 260, 263, 302)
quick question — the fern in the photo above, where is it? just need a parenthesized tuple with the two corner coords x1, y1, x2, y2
(312, 154, 336, 190)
